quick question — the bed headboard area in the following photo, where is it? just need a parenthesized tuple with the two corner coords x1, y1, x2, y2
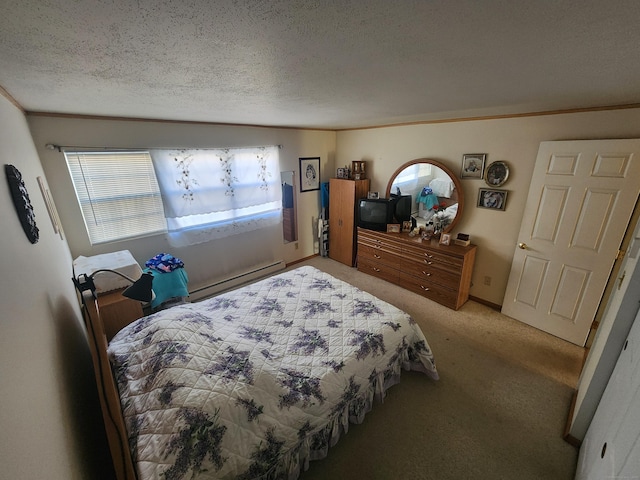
(81, 291, 137, 480)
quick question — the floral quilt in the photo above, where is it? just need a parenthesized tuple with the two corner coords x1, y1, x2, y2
(108, 265, 438, 480)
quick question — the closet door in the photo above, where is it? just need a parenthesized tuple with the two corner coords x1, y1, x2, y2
(576, 307, 640, 479)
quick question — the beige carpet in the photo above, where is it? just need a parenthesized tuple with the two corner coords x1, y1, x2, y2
(288, 256, 584, 480)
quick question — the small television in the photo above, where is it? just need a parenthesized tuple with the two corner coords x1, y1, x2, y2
(357, 198, 395, 231)
(391, 194, 412, 223)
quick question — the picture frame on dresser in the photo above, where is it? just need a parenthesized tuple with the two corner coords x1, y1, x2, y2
(439, 233, 451, 245)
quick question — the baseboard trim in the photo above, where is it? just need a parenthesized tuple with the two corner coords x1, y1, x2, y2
(563, 390, 582, 448)
(469, 295, 502, 311)
(286, 254, 319, 268)
(189, 260, 286, 301)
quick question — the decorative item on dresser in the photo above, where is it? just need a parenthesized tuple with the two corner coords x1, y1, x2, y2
(357, 228, 477, 310)
(329, 177, 370, 266)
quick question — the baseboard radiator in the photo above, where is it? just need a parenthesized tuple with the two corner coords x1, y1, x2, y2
(188, 260, 286, 302)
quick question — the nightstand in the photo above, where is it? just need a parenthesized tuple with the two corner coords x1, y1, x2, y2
(97, 288, 144, 342)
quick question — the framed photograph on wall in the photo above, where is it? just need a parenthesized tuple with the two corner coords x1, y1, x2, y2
(299, 157, 320, 192)
(461, 153, 487, 179)
(477, 188, 508, 211)
(484, 160, 510, 187)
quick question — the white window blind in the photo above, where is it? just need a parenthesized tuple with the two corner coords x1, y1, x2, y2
(65, 151, 167, 245)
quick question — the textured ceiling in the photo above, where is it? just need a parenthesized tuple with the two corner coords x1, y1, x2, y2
(1, 0, 640, 130)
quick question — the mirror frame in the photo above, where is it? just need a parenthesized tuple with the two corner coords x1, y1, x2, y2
(385, 158, 465, 234)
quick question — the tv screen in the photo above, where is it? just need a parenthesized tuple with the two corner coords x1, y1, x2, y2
(358, 198, 394, 231)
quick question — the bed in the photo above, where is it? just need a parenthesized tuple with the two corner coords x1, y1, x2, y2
(84, 265, 438, 480)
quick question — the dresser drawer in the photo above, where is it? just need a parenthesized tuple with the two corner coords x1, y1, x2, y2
(398, 272, 458, 310)
(403, 243, 464, 269)
(358, 232, 403, 252)
(358, 244, 403, 268)
(400, 253, 462, 278)
(358, 258, 400, 284)
(400, 260, 461, 290)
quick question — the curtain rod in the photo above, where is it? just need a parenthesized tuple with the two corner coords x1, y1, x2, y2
(44, 143, 283, 152)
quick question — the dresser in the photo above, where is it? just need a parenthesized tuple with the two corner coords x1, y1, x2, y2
(357, 227, 477, 310)
(329, 178, 370, 266)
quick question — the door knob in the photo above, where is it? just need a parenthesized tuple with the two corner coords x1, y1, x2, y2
(518, 242, 528, 249)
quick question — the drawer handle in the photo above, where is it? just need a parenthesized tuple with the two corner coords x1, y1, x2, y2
(424, 253, 433, 259)
(374, 245, 381, 249)
(423, 260, 433, 265)
(421, 271, 432, 276)
(374, 254, 381, 259)
(420, 285, 430, 291)
(372, 267, 381, 272)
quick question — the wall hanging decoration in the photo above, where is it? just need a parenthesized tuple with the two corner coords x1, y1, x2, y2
(477, 188, 508, 211)
(484, 161, 510, 187)
(299, 157, 320, 192)
(5, 164, 39, 243)
(461, 153, 486, 179)
(37, 176, 64, 239)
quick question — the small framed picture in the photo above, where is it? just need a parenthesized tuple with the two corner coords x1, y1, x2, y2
(461, 153, 487, 179)
(484, 161, 510, 187)
(300, 157, 320, 192)
(439, 233, 451, 245)
(367, 191, 379, 199)
(402, 220, 412, 232)
(336, 167, 349, 179)
(477, 188, 508, 210)
(387, 223, 401, 233)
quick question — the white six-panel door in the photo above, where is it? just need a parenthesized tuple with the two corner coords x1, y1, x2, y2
(502, 140, 640, 345)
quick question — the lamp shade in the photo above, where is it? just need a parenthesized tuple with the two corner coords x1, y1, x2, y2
(122, 272, 155, 303)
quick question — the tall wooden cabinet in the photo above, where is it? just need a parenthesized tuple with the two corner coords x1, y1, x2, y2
(329, 178, 370, 266)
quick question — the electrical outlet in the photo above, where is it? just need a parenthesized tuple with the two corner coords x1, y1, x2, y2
(483, 276, 491, 286)
(294, 242, 299, 250)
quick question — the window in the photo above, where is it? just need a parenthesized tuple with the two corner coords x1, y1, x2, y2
(149, 146, 281, 247)
(65, 151, 167, 245)
(65, 146, 282, 247)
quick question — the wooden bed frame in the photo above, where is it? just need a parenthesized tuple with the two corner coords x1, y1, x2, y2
(82, 291, 137, 479)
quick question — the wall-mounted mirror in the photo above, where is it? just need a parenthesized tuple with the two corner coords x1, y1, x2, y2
(281, 171, 298, 243)
(385, 159, 464, 234)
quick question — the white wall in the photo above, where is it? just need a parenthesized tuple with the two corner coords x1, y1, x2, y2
(0, 98, 111, 478)
(28, 116, 336, 293)
(336, 108, 640, 305)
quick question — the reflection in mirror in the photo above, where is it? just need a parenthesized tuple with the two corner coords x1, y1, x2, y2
(281, 171, 298, 243)
(386, 159, 464, 234)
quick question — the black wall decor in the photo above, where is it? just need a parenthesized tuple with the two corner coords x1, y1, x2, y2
(5, 164, 39, 243)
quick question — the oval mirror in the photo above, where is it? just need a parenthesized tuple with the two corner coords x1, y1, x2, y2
(385, 158, 464, 234)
